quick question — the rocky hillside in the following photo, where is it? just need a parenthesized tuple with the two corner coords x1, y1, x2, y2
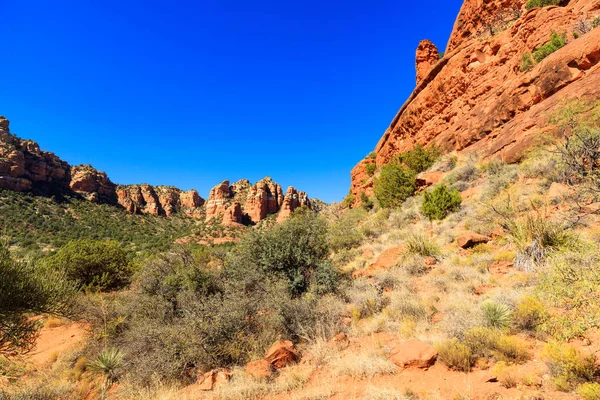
(0, 117, 311, 223)
(351, 0, 600, 205)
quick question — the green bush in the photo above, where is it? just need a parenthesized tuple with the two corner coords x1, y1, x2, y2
(43, 239, 132, 291)
(422, 184, 462, 220)
(374, 162, 417, 208)
(366, 151, 376, 159)
(397, 144, 440, 173)
(436, 338, 476, 372)
(533, 32, 567, 62)
(0, 245, 76, 354)
(405, 232, 441, 258)
(365, 163, 377, 177)
(513, 295, 549, 331)
(543, 342, 598, 391)
(525, 0, 560, 10)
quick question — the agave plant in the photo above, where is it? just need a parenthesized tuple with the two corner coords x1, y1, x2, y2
(481, 301, 511, 330)
(87, 348, 125, 399)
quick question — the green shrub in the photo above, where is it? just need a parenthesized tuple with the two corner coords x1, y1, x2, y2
(360, 192, 374, 210)
(481, 301, 511, 330)
(491, 335, 530, 364)
(436, 338, 476, 372)
(328, 208, 367, 252)
(543, 342, 598, 391)
(365, 163, 377, 177)
(397, 144, 440, 173)
(577, 383, 600, 400)
(422, 184, 462, 220)
(43, 239, 132, 291)
(463, 327, 500, 358)
(462, 327, 530, 364)
(366, 151, 376, 159)
(533, 32, 567, 62)
(513, 295, 549, 331)
(373, 162, 417, 208)
(520, 53, 535, 72)
(525, 0, 560, 10)
(0, 245, 76, 354)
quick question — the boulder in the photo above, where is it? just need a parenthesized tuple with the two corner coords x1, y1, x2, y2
(265, 340, 298, 369)
(196, 368, 231, 391)
(246, 359, 273, 379)
(457, 233, 492, 249)
(389, 339, 437, 369)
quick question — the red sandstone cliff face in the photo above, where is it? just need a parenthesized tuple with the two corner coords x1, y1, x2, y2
(70, 165, 116, 203)
(116, 185, 205, 217)
(351, 0, 600, 202)
(416, 40, 439, 85)
(205, 178, 310, 225)
(0, 117, 70, 194)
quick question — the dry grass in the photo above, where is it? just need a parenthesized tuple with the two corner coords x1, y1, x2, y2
(331, 349, 397, 378)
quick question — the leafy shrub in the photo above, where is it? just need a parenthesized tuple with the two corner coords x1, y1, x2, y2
(328, 208, 367, 252)
(366, 151, 376, 159)
(520, 53, 535, 71)
(578, 383, 600, 400)
(491, 335, 530, 364)
(341, 191, 355, 208)
(533, 32, 567, 62)
(462, 327, 530, 364)
(43, 239, 131, 291)
(374, 162, 417, 208)
(543, 342, 598, 391)
(360, 192, 374, 210)
(463, 327, 500, 358)
(0, 245, 76, 354)
(481, 301, 511, 330)
(365, 163, 377, 177)
(227, 208, 334, 296)
(422, 184, 462, 220)
(513, 295, 549, 331)
(436, 338, 476, 372)
(405, 232, 441, 258)
(525, 0, 560, 10)
(397, 144, 440, 173)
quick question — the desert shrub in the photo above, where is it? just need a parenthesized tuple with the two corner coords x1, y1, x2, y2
(341, 191, 355, 208)
(463, 327, 500, 358)
(366, 151, 376, 159)
(227, 208, 334, 296)
(365, 163, 377, 176)
(0, 380, 75, 400)
(397, 144, 440, 173)
(328, 208, 367, 252)
(346, 279, 388, 318)
(492, 335, 530, 364)
(436, 338, 476, 372)
(578, 383, 600, 400)
(398, 254, 427, 276)
(43, 239, 132, 291)
(481, 301, 511, 330)
(373, 162, 417, 208)
(446, 163, 479, 184)
(542, 342, 598, 391)
(463, 327, 530, 363)
(432, 154, 458, 172)
(332, 351, 397, 378)
(513, 295, 549, 331)
(537, 249, 600, 339)
(533, 32, 567, 62)
(0, 245, 76, 355)
(525, 0, 560, 10)
(422, 184, 462, 220)
(404, 232, 441, 258)
(520, 53, 535, 71)
(388, 289, 428, 321)
(441, 301, 483, 340)
(360, 191, 374, 210)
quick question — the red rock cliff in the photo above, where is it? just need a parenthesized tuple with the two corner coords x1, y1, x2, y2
(351, 0, 600, 202)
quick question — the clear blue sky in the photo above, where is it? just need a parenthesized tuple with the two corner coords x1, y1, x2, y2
(1, 0, 462, 203)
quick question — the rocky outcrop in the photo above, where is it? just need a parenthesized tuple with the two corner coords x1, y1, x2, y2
(416, 40, 439, 85)
(206, 178, 311, 225)
(349, 158, 375, 208)
(117, 185, 204, 217)
(389, 339, 437, 369)
(245, 177, 284, 222)
(351, 0, 600, 201)
(264, 340, 298, 369)
(70, 165, 116, 203)
(0, 117, 70, 194)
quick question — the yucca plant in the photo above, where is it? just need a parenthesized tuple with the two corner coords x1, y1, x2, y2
(87, 348, 125, 399)
(481, 301, 511, 330)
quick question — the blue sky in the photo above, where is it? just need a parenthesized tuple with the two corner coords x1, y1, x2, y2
(1, 0, 462, 203)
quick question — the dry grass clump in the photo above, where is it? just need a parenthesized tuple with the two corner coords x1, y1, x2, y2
(542, 342, 598, 391)
(362, 386, 411, 400)
(346, 279, 388, 319)
(436, 338, 476, 372)
(387, 288, 428, 322)
(440, 298, 482, 340)
(404, 232, 441, 258)
(331, 350, 397, 378)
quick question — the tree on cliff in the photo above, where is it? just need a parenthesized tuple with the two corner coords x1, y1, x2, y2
(374, 162, 417, 208)
(0, 245, 76, 354)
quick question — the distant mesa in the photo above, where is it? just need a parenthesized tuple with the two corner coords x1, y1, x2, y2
(0, 117, 310, 222)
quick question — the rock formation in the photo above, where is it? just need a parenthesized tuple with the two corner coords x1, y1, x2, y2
(0, 119, 309, 222)
(416, 40, 439, 85)
(205, 177, 311, 225)
(351, 0, 600, 202)
(0, 117, 70, 194)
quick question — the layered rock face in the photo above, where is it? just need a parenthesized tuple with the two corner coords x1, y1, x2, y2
(116, 185, 204, 216)
(416, 40, 439, 85)
(0, 117, 70, 194)
(351, 0, 600, 201)
(205, 177, 310, 225)
(70, 165, 116, 203)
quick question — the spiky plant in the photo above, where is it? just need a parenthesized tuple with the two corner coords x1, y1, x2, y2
(481, 301, 511, 330)
(87, 348, 125, 399)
